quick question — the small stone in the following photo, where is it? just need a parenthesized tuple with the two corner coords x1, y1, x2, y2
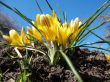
(7, 78, 15, 82)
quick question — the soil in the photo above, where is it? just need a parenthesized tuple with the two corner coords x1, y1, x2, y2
(0, 47, 110, 82)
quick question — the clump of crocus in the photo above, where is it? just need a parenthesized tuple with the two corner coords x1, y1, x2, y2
(28, 11, 82, 47)
(26, 11, 83, 65)
(3, 11, 82, 63)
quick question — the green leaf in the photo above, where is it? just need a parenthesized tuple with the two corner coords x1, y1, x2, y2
(78, 1, 110, 39)
(60, 50, 83, 82)
(78, 19, 110, 44)
(70, 0, 110, 47)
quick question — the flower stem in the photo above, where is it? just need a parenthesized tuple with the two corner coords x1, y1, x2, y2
(60, 50, 83, 82)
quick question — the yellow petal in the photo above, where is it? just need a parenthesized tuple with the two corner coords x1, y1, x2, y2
(32, 26, 42, 41)
(57, 27, 68, 45)
(9, 29, 20, 40)
(52, 10, 57, 18)
(36, 14, 40, 26)
(21, 27, 25, 37)
(79, 21, 82, 27)
(3, 35, 11, 43)
(21, 27, 30, 45)
(40, 14, 50, 27)
(9, 29, 23, 46)
(27, 26, 33, 35)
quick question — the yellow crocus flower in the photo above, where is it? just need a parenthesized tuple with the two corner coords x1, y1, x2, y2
(57, 22, 71, 46)
(33, 11, 60, 42)
(70, 18, 82, 40)
(3, 28, 30, 48)
(105, 54, 110, 61)
(27, 26, 42, 41)
(57, 18, 82, 46)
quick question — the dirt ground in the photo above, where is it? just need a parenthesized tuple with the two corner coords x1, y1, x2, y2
(0, 47, 110, 82)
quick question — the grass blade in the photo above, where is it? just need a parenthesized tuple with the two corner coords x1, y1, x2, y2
(81, 45, 110, 52)
(35, 0, 43, 14)
(63, 11, 67, 22)
(90, 31, 110, 46)
(45, 0, 53, 11)
(0, 1, 39, 31)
